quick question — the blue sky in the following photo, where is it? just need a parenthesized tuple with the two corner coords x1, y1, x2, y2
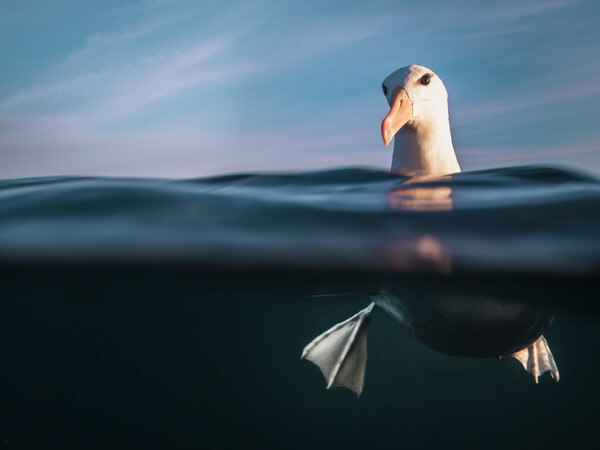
(1, 0, 599, 178)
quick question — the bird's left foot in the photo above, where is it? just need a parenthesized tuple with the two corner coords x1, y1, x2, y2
(499, 335, 559, 383)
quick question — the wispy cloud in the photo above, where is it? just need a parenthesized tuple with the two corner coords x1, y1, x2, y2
(453, 83, 600, 129)
(83, 38, 243, 122)
(458, 143, 600, 172)
(294, 14, 395, 48)
(62, 13, 189, 67)
(416, 0, 583, 40)
(475, 0, 583, 22)
(1, 3, 393, 123)
(0, 74, 102, 111)
(0, 3, 258, 117)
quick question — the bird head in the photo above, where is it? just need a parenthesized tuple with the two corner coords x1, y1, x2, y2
(381, 65, 450, 147)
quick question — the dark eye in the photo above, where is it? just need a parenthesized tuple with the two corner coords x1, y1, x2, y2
(382, 84, 387, 96)
(420, 74, 431, 86)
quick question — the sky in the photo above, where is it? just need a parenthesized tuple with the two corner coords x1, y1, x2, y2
(1, 0, 599, 178)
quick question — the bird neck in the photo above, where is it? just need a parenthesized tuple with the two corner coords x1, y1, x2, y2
(391, 109, 461, 176)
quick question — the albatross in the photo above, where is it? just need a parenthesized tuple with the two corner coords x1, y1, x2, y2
(301, 65, 559, 395)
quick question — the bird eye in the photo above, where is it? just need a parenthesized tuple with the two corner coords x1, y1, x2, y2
(382, 84, 387, 96)
(420, 74, 431, 86)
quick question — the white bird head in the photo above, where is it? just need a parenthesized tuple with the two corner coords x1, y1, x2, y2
(381, 65, 461, 176)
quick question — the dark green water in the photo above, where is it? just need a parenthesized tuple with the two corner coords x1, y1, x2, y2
(0, 166, 599, 448)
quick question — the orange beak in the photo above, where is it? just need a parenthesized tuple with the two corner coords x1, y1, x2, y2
(381, 87, 413, 147)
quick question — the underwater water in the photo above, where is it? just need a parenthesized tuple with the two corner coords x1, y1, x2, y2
(0, 166, 599, 449)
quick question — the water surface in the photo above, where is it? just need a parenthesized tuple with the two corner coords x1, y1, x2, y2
(0, 166, 599, 449)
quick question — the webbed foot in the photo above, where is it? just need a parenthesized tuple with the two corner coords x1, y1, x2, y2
(302, 303, 374, 395)
(499, 335, 559, 383)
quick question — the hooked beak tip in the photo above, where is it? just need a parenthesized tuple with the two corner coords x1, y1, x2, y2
(381, 87, 412, 148)
(381, 119, 392, 147)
